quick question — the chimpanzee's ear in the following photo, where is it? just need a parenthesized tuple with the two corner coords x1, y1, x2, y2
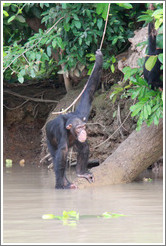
(66, 124, 72, 130)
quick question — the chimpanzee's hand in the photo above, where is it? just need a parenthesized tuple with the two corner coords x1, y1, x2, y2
(95, 49, 102, 57)
(77, 172, 94, 183)
(95, 49, 103, 67)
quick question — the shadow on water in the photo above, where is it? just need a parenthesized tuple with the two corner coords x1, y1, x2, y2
(3, 164, 163, 244)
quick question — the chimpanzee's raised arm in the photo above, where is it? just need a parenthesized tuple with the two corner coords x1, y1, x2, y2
(75, 49, 103, 121)
(143, 22, 163, 90)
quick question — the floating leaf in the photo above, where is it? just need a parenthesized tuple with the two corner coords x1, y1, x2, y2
(6, 159, 12, 168)
(102, 212, 126, 218)
(42, 214, 56, 220)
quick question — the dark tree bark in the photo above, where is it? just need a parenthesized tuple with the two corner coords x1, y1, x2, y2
(75, 119, 163, 188)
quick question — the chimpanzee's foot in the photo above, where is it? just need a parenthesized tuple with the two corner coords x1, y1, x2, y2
(77, 172, 94, 183)
(64, 183, 77, 189)
(55, 183, 77, 189)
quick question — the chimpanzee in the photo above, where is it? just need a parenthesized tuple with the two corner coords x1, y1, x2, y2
(143, 22, 163, 90)
(46, 49, 103, 189)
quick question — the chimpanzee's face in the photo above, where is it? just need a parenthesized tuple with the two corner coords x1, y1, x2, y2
(75, 124, 87, 142)
(66, 118, 87, 142)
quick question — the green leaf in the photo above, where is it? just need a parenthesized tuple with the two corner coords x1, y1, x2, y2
(146, 104, 152, 115)
(152, 9, 163, 17)
(131, 107, 142, 117)
(30, 69, 35, 78)
(136, 124, 141, 131)
(3, 10, 9, 17)
(56, 37, 65, 49)
(116, 3, 133, 9)
(111, 56, 116, 63)
(153, 115, 159, 125)
(36, 53, 41, 61)
(143, 105, 148, 119)
(79, 37, 82, 46)
(111, 64, 115, 73)
(61, 3, 67, 9)
(131, 88, 141, 99)
(74, 21, 81, 29)
(30, 53, 36, 60)
(64, 22, 70, 32)
(52, 40, 57, 48)
(137, 15, 153, 23)
(47, 46, 51, 57)
(16, 15, 26, 23)
(20, 69, 26, 76)
(73, 14, 79, 21)
(122, 67, 138, 80)
(18, 75, 24, 83)
(145, 56, 157, 71)
(155, 19, 163, 29)
(97, 19, 103, 30)
(96, 3, 104, 15)
(158, 54, 163, 63)
(7, 15, 16, 23)
(102, 3, 109, 20)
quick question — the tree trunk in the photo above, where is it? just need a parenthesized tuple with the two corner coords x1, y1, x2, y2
(61, 63, 72, 92)
(75, 119, 163, 188)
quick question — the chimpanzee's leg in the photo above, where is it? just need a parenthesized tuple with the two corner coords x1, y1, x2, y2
(47, 140, 76, 189)
(75, 141, 94, 183)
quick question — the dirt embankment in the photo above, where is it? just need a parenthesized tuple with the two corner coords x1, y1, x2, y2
(3, 80, 66, 165)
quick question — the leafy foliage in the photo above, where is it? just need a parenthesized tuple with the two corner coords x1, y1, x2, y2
(110, 64, 163, 131)
(110, 3, 163, 130)
(128, 76, 163, 131)
(3, 3, 141, 83)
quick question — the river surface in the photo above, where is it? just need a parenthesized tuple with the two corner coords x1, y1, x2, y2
(3, 164, 164, 244)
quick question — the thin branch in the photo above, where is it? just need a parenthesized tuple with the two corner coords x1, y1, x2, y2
(94, 111, 131, 149)
(40, 153, 50, 163)
(52, 82, 88, 115)
(22, 54, 30, 65)
(99, 3, 110, 50)
(3, 89, 58, 103)
(87, 122, 106, 129)
(3, 99, 29, 110)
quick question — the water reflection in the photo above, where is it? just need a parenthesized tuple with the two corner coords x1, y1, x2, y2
(3, 164, 163, 244)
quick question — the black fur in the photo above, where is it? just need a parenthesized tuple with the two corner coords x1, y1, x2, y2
(143, 22, 163, 90)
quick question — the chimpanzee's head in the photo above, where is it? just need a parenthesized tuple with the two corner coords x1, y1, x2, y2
(66, 117, 87, 143)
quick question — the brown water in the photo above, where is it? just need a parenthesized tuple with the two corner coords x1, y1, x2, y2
(3, 164, 163, 244)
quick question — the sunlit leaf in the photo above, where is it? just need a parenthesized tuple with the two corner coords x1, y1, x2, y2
(145, 56, 157, 71)
(7, 15, 16, 23)
(116, 3, 133, 9)
(3, 10, 9, 17)
(111, 64, 115, 73)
